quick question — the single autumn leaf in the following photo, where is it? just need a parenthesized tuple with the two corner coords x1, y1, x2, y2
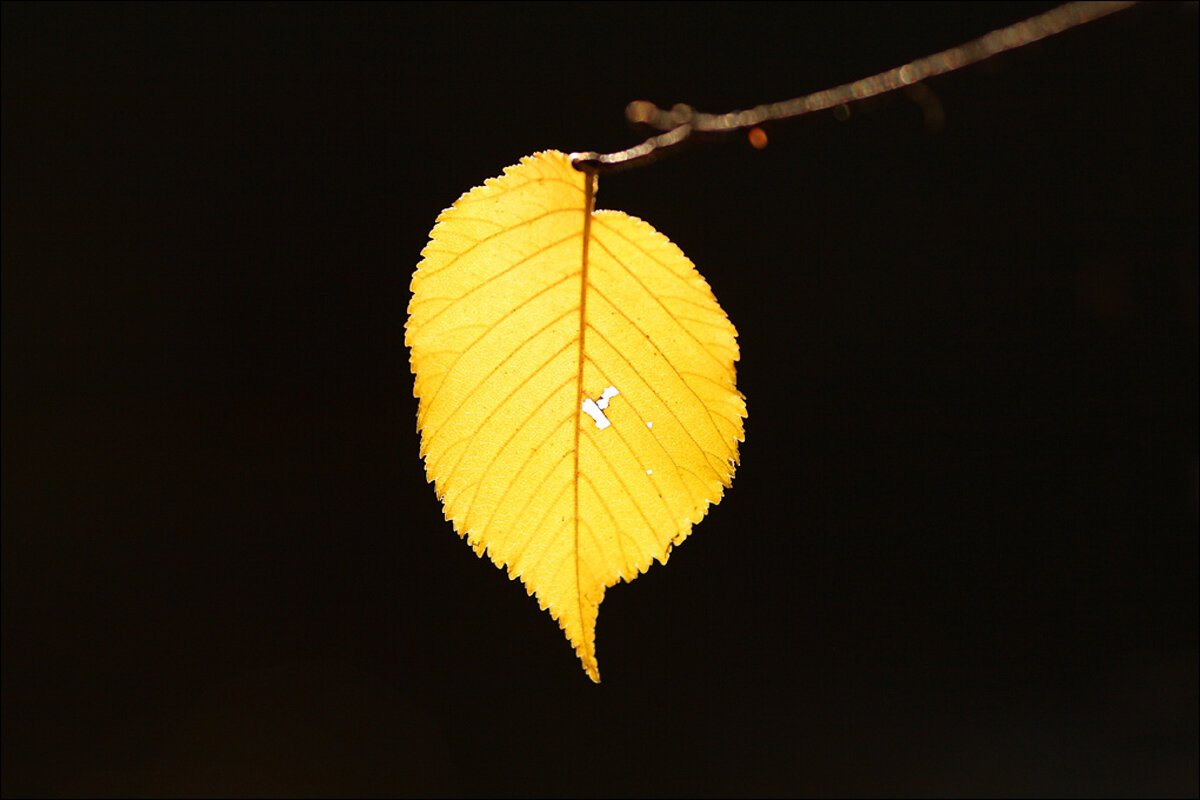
(407, 150, 745, 681)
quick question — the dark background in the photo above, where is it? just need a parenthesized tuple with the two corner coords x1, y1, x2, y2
(3, 2, 1196, 796)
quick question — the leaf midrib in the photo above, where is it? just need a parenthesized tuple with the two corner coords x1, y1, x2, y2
(572, 171, 595, 672)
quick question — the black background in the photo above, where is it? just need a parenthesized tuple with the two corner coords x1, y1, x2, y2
(3, 2, 1196, 797)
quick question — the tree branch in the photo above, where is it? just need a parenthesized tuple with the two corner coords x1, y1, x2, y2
(570, 1, 1138, 175)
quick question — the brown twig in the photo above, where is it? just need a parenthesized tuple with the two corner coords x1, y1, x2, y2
(570, 1, 1138, 175)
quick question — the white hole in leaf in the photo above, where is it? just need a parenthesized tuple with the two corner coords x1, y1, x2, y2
(597, 386, 619, 409)
(582, 386, 620, 429)
(646, 421, 653, 428)
(581, 399, 609, 429)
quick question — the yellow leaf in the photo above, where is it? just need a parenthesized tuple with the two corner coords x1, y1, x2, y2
(407, 151, 746, 681)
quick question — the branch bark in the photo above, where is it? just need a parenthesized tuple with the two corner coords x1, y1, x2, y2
(570, 1, 1138, 175)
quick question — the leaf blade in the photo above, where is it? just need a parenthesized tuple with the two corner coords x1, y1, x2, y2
(408, 151, 745, 681)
